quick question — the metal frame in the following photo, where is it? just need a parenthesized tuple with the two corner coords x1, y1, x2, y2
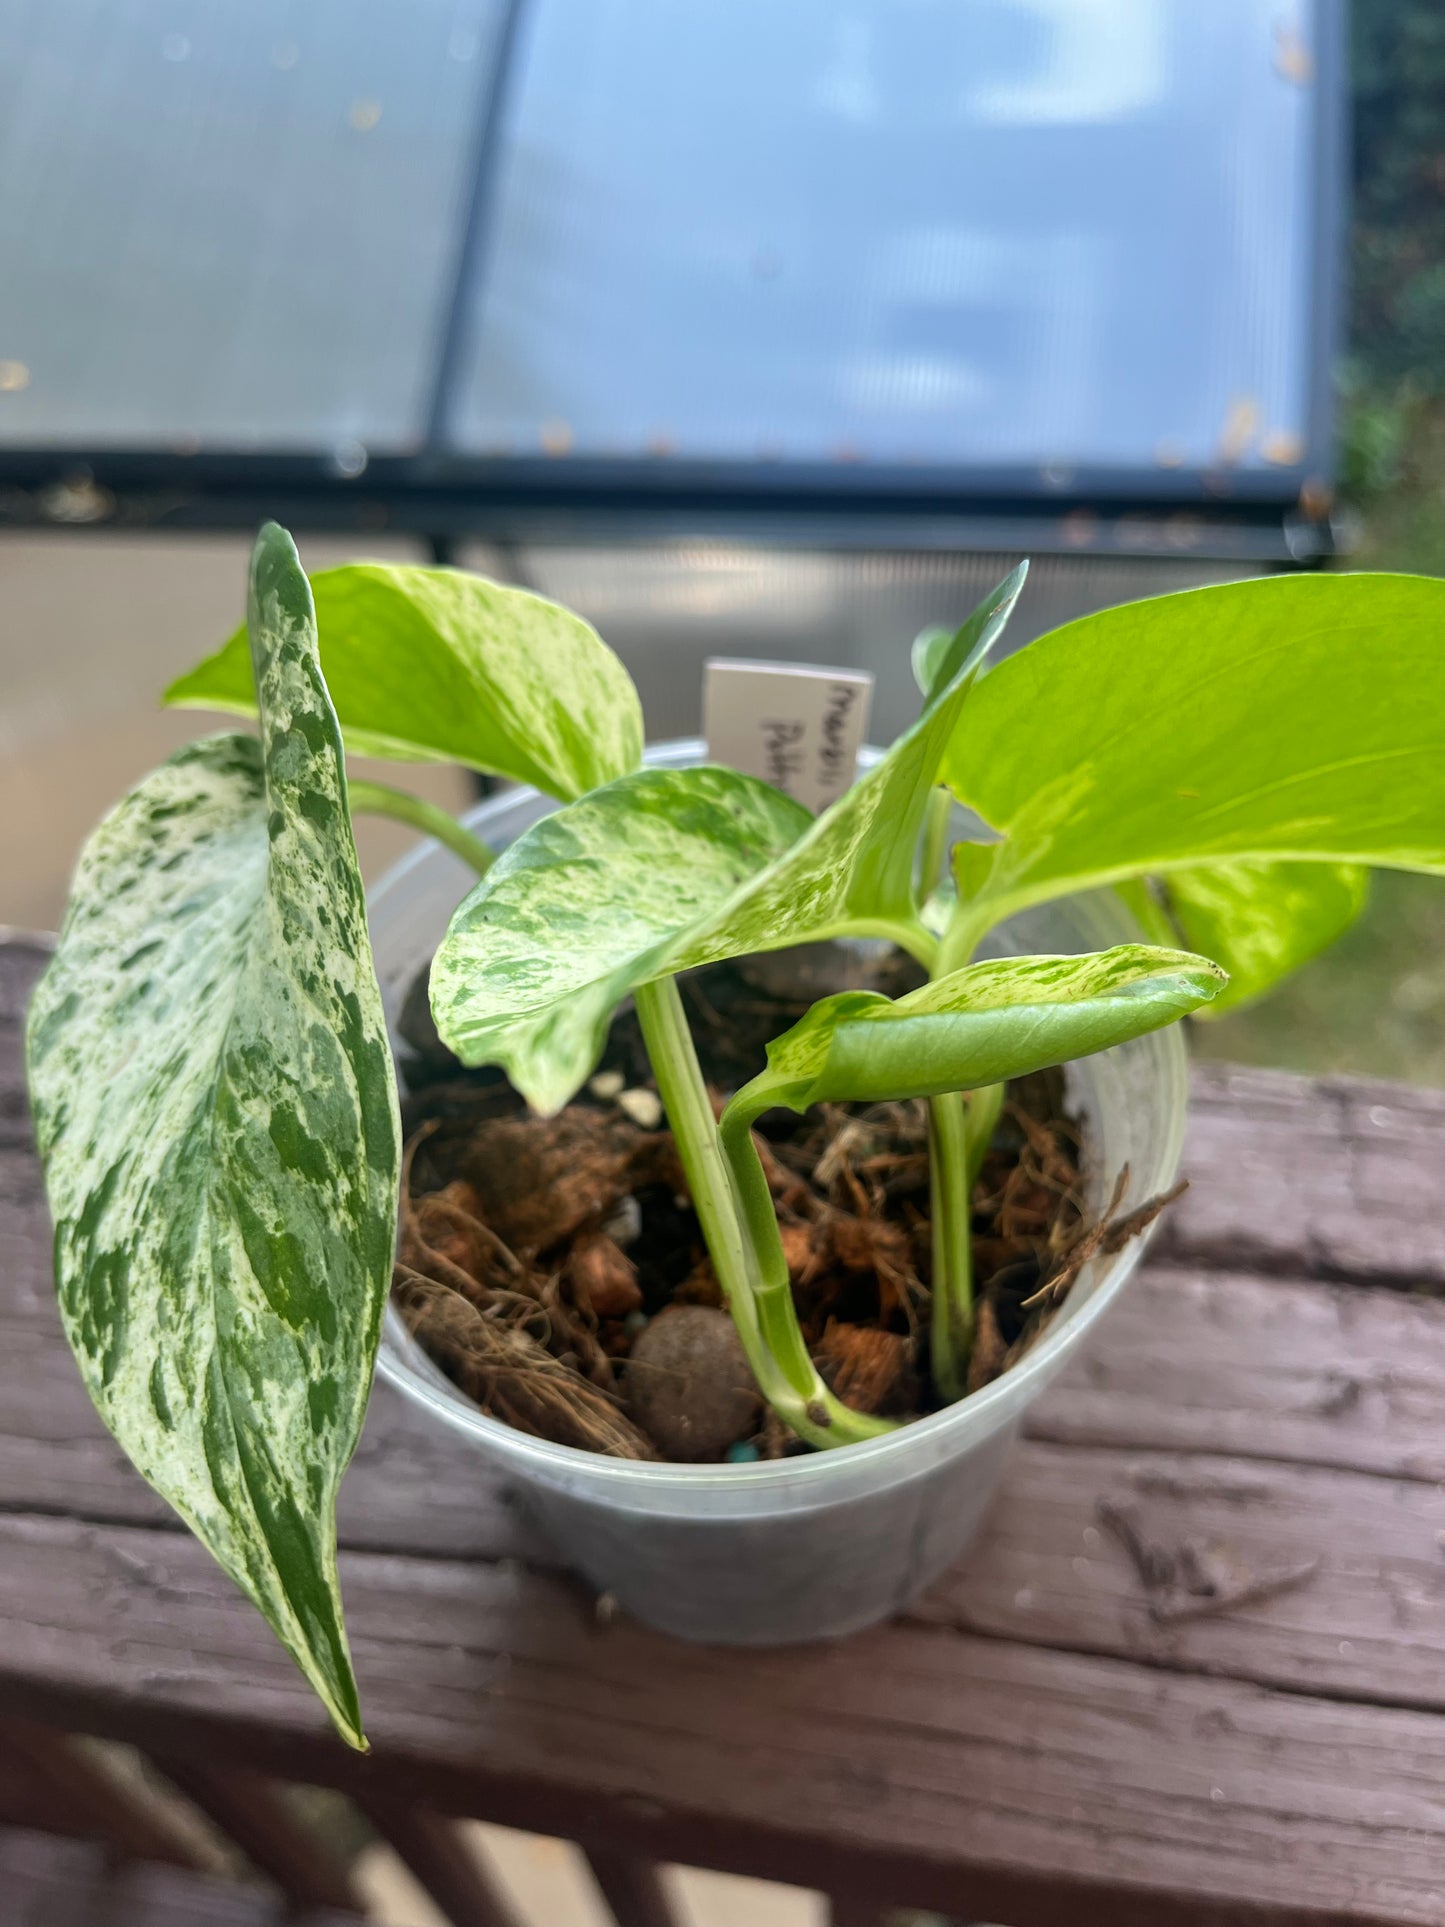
(0, 0, 1346, 563)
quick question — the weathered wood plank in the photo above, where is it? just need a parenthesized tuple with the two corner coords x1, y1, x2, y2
(1, 1512, 1445, 1927)
(10, 943, 1445, 1923)
(1032, 1263, 1445, 1481)
(1160, 1061, 1445, 1286)
(915, 1441, 1445, 1710)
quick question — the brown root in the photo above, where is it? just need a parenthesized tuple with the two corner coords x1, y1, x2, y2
(393, 1267, 658, 1460)
(816, 1319, 919, 1417)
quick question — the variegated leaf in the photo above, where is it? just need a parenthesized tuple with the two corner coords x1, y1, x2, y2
(433, 568, 1029, 1111)
(165, 561, 643, 801)
(430, 765, 813, 1113)
(26, 525, 399, 1750)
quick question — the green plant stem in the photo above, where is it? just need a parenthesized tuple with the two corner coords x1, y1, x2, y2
(936, 894, 1004, 977)
(839, 916, 938, 972)
(927, 1089, 974, 1403)
(919, 786, 954, 902)
(965, 1081, 1006, 1188)
(347, 779, 495, 877)
(720, 1103, 897, 1447)
(925, 889, 1010, 1402)
(636, 976, 894, 1450)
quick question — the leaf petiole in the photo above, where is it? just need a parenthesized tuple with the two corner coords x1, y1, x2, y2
(927, 1089, 973, 1403)
(637, 975, 895, 1449)
(718, 1087, 898, 1449)
(348, 779, 495, 878)
(918, 786, 954, 905)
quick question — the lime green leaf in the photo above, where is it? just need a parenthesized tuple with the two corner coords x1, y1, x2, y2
(723, 946, 1227, 1131)
(433, 567, 1029, 1109)
(166, 561, 643, 800)
(943, 574, 1445, 933)
(430, 766, 812, 1113)
(28, 526, 399, 1749)
(1117, 860, 1370, 1017)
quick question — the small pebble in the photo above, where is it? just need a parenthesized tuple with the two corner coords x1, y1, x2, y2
(617, 1087, 663, 1129)
(589, 1069, 625, 1100)
(601, 1192, 643, 1249)
(628, 1306, 762, 1460)
(725, 1440, 760, 1464)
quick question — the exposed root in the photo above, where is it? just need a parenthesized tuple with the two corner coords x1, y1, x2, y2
(393, 1268, 657, 1460)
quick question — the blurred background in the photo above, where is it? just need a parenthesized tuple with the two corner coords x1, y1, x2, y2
(1, 5, 1440, 1923)
(0, 0, 1439, 1089)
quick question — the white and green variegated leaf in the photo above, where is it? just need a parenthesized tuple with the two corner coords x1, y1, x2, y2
(165, 561, 643, 801)
(721, 946, 1226, 1134)
(430, 766, 813, 1113)
(941, 573, 1445, 942)
(27, 525, 399, 1750)
(1116, 860, 1370, 1016)
(432, 567, 1029, 1111)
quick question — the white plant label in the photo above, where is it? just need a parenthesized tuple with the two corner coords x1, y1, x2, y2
(703, 660, 874, 815)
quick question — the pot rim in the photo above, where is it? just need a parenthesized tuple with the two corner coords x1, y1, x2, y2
(371, 738, 1190, 1492)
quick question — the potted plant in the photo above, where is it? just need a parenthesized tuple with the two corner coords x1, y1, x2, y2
(27, 524, 1445, 1747)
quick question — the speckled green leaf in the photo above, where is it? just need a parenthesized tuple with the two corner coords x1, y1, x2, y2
(723, 946, 1227, 1132)
(942, 574, 1445, 939)
(165, 561, 643, 800)
(1116, 859, 1370, 1017)
(432, 568, 1028, 1111)
(431, 766, 812, 1113)
(27, 525, 399, 1750)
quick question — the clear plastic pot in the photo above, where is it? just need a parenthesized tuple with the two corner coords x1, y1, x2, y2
(370, 742, 1188, 1644)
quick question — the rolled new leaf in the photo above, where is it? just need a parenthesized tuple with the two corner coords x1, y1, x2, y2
(720, 946, 1228, 1138)
(911, 558, 1027, 704)
(432, 567, 1029, 1112)
(27, 525, 399, 1750)
(166, 561, 644, 801)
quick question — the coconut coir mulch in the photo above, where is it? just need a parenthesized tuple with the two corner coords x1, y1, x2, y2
(392, 946, 1181, 1463)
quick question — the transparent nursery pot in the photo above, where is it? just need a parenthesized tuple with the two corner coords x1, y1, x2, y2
(370, 741, 1188, 1644)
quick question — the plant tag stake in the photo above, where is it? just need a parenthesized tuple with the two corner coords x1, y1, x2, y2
(703, 660, 874, 814)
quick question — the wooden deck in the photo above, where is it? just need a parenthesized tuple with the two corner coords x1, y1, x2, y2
(4, 931, 1445, 1926)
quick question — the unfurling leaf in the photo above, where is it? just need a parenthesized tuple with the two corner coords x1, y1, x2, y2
(28, 525, 399, 1749)
(1116, 860, 1370, 1016)
(911, 558, 1028, 704)
(942, 573, 1445, 933)
(166, 561, 643, 801)
(433, 568, 1028, 1109)
(723, 946, 1227, 1132)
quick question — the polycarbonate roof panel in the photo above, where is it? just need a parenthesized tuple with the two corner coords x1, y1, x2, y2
(452, 0, 1327, 485)
(0, 0, 503, 451)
